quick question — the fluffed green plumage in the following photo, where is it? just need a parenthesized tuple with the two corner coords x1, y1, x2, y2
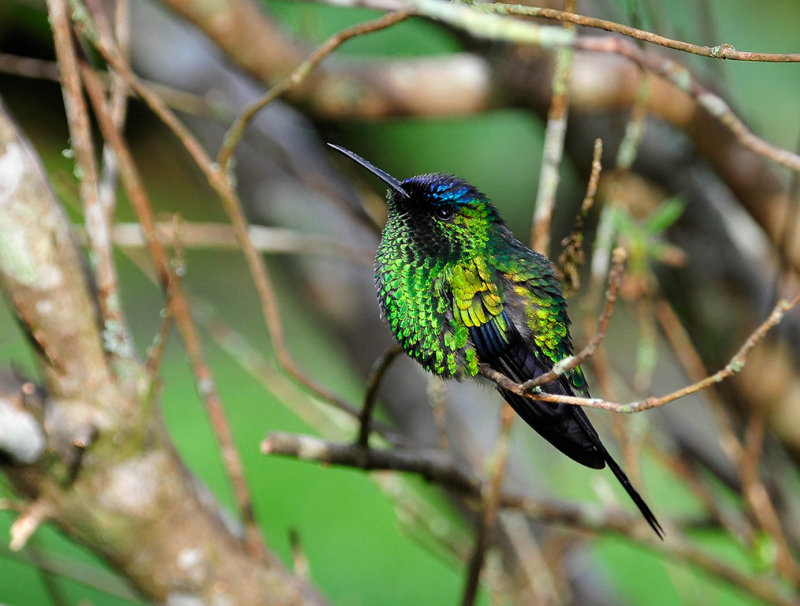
(329, 143, 663, 538)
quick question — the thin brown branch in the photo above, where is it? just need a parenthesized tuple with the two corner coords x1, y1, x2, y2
(652, 297, 744, 464)
(261, 431, 795, 606)
(572, 35, 800, 174)
(187, 294, 406, 445)
(75, 3, 368, 423)
(615, 69, 651, 172)
(0, 52, 61, 80)
(481, 3, 800, 62)
(427, 377, 450, 451)
(77, 53, 267, 562)
(557, 138, 603, 294)
(481, 293, 800, 413)
(496, 245, 626, 395)
(0, 52, 216, 117)
(416, 0, 800, 174)
(262, 432, 481, 494)
(530, 0, 576, 254)
(217, 9, 411, 171)
(47, 0, 132, 359)
(160, 0, 492, 120)
(95, 0, 130, 222)
(9, 499, 53, 551)
(461, 408, 515, 606)
(740, 413, 800, 585)
(357, 345, 403, 447)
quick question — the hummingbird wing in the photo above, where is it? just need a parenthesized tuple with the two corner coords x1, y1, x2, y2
(482, 244, 663, 537)
(449, 255, 605, 467)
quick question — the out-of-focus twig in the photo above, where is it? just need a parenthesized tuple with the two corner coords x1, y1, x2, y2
(47, 0, 133, 360)
(261, 432, 794, 605)
(530, 0, 576, 255)
(95, 0, 130, 222)
(461, 407, 515, 606)
(0, 52, 217, 117)
(95, 222, 372, 265)
(77, 46, 268, 561)
(479, 3, 800, 62)
(740, 412, 800, 585)
(217, 9, 411, 171)
(557, 138, 603, 294)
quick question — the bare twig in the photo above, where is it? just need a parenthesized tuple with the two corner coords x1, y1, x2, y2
(289, 529, 311, 581)
(261, 432, 795, 605)
(100, 222, 372, 265)
(0, 51, 216, 117)
(740, 413, 800, 585)
(357, 345, 403, 447)
(572, 35, 800, 174)
(217, 9, 411, 171)
(487, 245, 627, 396)
(482, 293, 800, 413)
(95, 0, 130, 222)
(47, 0, 133, 359)
(479, 3, 800, 62)
(530, 0, 576, 255)
(9, 499, 52, 551)
(77, 50, 267, 561)
(262, 432, 480, 495)
(557, 138, 603, 294)
(461, 407, 515, 606)
(427, 377, 450, 451)
(652, 298, 742, 463)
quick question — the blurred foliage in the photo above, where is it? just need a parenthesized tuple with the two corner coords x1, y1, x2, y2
(1, 0, 800, 605)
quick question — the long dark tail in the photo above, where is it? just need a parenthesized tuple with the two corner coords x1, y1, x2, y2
(493, 341, 664, 538)
(571, 408, 664, 539)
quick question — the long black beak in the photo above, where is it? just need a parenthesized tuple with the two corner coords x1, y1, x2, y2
(327, 143, 410, 199)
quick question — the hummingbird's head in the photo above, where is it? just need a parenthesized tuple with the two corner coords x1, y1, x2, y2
(328, 144, 503, 260)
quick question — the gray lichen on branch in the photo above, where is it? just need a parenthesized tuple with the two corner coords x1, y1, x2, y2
(0, 98, 324, 604)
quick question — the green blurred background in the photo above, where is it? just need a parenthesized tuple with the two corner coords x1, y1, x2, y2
(1, 0, 800, 604)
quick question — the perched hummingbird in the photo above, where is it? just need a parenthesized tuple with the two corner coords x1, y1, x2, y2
(329, 143, 663, 538)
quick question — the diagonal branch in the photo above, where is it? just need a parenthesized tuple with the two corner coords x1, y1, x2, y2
(261, 431, 795, 606)
(481, 292, 800, 413)
(77, 52, 267, 561)
(0, 102, 324, 604)
(480, 3, 800, 62)
(217, 9, 411, 170)
(74, 1, 385, 431)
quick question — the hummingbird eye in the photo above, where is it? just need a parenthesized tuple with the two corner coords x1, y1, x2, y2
(434, 206, 454, 222)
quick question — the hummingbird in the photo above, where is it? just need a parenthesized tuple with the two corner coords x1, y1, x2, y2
(328, 143, 663, 538)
